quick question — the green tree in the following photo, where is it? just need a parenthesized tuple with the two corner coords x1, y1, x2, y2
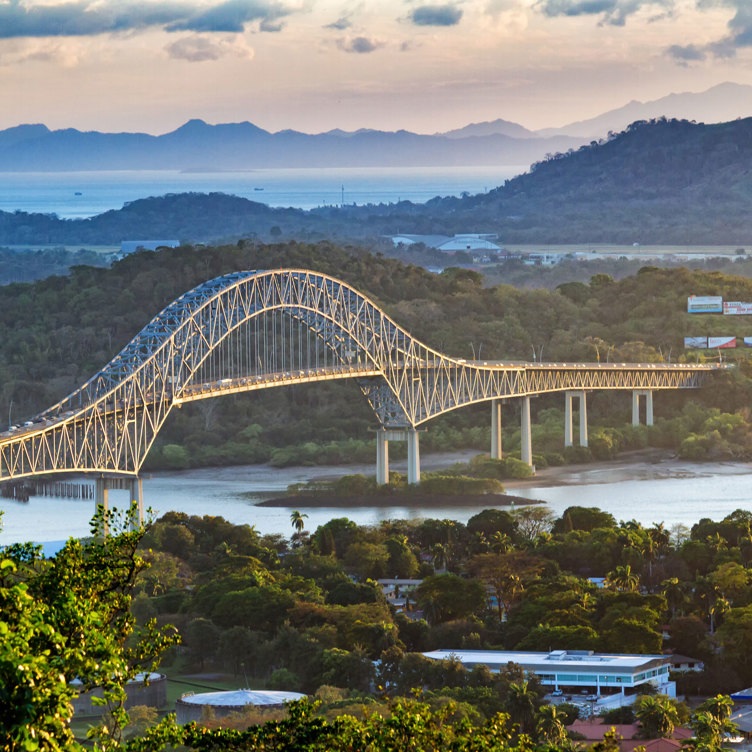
(416, 574, 487, 624)
(535, 704, 568, 746)
(504, 680, 538, 735)
(606, 564, 639, 592)
(0, 507, 178, 750)
(635, 694, 680, 739)
(291, 509, 308, 533)
(685, 695, 737, 752)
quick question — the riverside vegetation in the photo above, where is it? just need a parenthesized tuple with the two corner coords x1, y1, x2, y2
(6, 503, 750, 749)
(3, 242, 752, 473)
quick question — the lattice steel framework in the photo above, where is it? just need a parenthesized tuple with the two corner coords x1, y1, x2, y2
(0, 269, 724, 481)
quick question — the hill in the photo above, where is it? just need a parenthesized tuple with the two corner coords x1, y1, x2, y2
(340, 117, 752, 244)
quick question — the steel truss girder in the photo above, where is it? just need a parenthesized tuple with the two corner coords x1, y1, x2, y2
(0, 269, 723, 481)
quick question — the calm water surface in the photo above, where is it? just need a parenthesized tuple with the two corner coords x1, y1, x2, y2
(2, 454, 752, 546)
(0, 166, 527, 218)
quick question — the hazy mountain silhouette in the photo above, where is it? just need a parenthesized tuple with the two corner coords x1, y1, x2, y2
(438, 119, 537, 139)
(0, 118, 580, 171)
(537, 82, 752, 139)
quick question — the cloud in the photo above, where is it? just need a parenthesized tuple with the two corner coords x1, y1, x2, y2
(535, 0, 672, 26)
(409, 4, 463, 26)
(665, 0, 752, 62)
(324, 16, 352, 30)
(0, 37, 86, 66)
(0, 0, 292, 39)
(165, 0, 288, 33)
(336, 35, 383, 53)
(259, 18, 284, 31)
(165, 34, 254, 61)
(666, 43, 706, 62)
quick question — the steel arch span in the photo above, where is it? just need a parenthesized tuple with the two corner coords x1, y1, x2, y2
(0, 269, 723, 481)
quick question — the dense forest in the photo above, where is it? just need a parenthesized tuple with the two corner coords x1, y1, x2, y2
(0, 246, 110, 283)
(5, 118, 752, 245)
(4, 242, 752, 472)
(8, 503, 745, 747)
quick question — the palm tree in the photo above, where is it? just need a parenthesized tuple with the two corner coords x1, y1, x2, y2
(635, 694, 680, 739)
(689, 694, 737, 750)
(661, 577, 686, 618)
(504, 680, 537, 735)
(709, 596, 730, 634)
(491, 531, 512, 554)
(432, 542, 448, 572)
(536, 704, 568, 746)
(606, 564, 639, 592)
(290, 510, 308, 533)
(650, 522, 670, 550)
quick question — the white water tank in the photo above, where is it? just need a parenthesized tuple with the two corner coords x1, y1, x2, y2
(176, 689, 306, 724)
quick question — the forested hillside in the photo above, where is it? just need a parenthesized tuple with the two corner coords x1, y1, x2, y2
(344, 117, 752, 243)
(3, 243, 752, 470)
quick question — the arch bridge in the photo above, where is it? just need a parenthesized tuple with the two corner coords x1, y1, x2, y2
(0, 269, 725, 515)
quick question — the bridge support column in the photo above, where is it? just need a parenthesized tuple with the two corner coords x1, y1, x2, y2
(632, 390, 654, 427)
(407, 428, 421, 485)
(491, 399, 502, 460)
(579, 391, 588, 447)
(130, 477, 144, 528)
(520, 396, 533, 467)
(565, 390, 588, 447)
(94, 476, 110, 537)
(376, 429, 389, 486)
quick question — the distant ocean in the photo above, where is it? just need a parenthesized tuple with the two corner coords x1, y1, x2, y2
(0, 165, 527, 219)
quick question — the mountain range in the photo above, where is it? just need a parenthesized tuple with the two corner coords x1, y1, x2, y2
(2, 83, 751, 172)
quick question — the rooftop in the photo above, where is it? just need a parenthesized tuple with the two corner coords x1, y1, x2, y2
(179, 689, 306, 707)
(422, 649, 669, 672)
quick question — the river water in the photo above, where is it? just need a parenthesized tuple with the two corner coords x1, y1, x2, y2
(2, 453, 752, 547)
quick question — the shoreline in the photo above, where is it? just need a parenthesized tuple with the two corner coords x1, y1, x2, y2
(255, 492, 542, 509)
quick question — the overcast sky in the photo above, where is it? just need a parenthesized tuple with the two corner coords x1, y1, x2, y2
(2, 0, 751, 134)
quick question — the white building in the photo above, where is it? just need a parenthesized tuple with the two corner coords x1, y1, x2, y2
(422, 649, 674, 699)
(390, 234, 501, 253)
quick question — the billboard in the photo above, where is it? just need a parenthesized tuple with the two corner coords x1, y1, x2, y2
(688, 295, 723, 313)
(684, 337, 708, 349)
(708, 336, 736, 349)
(745, 338, 752, 348)
(723, 301, 752, 315)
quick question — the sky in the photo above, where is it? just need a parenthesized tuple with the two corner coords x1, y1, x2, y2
(2, 0, 752, 134)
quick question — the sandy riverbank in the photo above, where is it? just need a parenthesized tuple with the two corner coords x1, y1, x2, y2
(503, 448, 752, 490)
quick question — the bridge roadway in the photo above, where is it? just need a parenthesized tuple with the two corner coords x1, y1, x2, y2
(0, 268, 726, 516)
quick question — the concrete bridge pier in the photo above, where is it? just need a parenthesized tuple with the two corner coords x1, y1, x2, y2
(376, 429, 389, 485)
(564, 390, 588, 447)
(491, 399, 503, 460)
(94, 475, 145, 536)
(632, 390, 654, 426)
(375, 428, 421, 485)
(130, 477, 144, 529)
(520, 396, 533, 467)
(407, 428, 420, 485)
